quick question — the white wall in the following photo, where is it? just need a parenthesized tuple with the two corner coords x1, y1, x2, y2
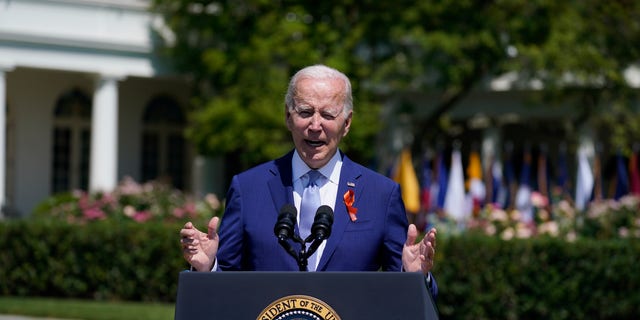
(7, 68, 93, 214)
(7, 68, 191, 215)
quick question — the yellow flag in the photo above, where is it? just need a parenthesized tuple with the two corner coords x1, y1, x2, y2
(393, 149, 421, 214)
(466, 151, 483, 188)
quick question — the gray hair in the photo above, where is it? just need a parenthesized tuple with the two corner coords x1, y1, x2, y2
(284, 64, 353, 115)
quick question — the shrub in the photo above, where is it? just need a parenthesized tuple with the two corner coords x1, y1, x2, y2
(0, 219, 187, 302)
(32, 176, 222, 226)
(434, 235, 640, 319)
(444, 195, 640, 241)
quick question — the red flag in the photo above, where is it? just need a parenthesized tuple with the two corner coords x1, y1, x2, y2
(629, 152, 640, 195)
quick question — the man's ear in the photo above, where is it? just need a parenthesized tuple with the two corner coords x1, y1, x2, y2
(342, 111, 353, 136)
(285, 107, 293, 130)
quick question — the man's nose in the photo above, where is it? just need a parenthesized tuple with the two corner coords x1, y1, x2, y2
(309, 113, 322, 130)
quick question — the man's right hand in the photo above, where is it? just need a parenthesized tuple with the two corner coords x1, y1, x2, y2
(180, 217, 220, 271)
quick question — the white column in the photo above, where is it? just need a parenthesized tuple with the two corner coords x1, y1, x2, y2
(0, 69, 7, 212)
(89, 76, 120, 192)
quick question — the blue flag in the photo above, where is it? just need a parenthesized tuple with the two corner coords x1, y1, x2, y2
(614, 152, 630, 200)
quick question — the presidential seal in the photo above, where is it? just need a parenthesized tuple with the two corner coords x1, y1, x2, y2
(257, 295, 341, 320)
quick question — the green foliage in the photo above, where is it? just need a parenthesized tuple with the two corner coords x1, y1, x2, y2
(32, 176, 221, 226)
(458, 195, 640, 241)
(0, 220, 187, 302)
(151, 0, 640, 162)
(580, 196, 640, 239)
(1, 220, 638, 319)
(435, 235, 640, 319)
(151, 0, 384, 168)
(0, 297, 174, 320)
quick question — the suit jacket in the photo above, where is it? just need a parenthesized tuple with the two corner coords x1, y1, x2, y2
(216, 150, 438, 296)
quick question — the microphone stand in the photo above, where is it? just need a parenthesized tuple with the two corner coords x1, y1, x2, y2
(304, 235, 323, 261)
(275, 204, 332, 272)
(294, 235, 309, 271)
(277, 233, 309, 271)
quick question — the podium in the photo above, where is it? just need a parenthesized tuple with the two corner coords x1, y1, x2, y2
(174, 271, 439, 320)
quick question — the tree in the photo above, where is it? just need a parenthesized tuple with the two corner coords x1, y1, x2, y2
(151, 0, 383, 173)
(151, 0, 640, 171)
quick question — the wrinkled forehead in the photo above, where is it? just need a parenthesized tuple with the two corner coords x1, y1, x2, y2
(293, 77, 346, 108)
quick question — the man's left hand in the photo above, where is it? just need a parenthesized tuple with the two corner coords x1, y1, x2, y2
(402, 225, 437, 274)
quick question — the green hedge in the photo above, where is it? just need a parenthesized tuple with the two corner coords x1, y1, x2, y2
(0, 220, 187, 302)
(435, 235, 640, 319)
(1, 220, 639, 319)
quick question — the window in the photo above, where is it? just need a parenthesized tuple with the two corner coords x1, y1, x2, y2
(141, 95, 186, 189)
(52, 88, 91, 193)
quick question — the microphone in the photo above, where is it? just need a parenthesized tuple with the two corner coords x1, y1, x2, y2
(309, 205, 334, 241)
(274, 204, 303, 269)
(274, 204, 297, 241)
(305, 205, 334, 260)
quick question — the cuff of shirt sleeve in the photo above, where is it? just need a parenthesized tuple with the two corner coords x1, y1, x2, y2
(211, 258, 218, 271)
(189, 257, 218, 272)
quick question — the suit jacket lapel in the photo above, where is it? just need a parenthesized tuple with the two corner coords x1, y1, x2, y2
(318, 154, 363, 270)
(266, 151, 300, 270)
(268, 151, 295, 215)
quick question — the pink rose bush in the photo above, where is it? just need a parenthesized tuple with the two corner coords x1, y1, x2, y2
(34, 176, 222, 225)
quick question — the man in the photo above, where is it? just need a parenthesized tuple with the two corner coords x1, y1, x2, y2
(180, 64, 438, 297)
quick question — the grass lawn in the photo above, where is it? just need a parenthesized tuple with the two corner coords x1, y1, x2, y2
(0, 297, 174, 320)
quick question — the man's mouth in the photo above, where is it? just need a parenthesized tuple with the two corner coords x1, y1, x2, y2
(305, 139, 325, 147)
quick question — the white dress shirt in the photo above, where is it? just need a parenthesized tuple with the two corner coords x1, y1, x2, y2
(291, 150, 343, 271)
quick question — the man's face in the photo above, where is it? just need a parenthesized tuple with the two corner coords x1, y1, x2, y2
(286, 77, 352, 169)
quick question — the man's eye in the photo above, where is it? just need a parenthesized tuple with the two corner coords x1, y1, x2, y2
(298, 110, 313, 118)
(322, 113, 337, 120)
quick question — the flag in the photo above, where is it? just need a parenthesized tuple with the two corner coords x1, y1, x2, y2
(491, 159, 507, 207)
(393, 149, 421, 214)
(502, 149, 516, 209)
(515, 150, 534, 223)
(435, 150, 448, 210)
(575, 148, 594, 211)
(592, 149, 603, 202)
(555, 146, 570, 200)
(420, 154, 434, 211)
(614, 152, 629, 200)
(629, 150, 640, 196)
(484, 154, 495, 204)
(466, 150, 485, 216)
(536, 147, 550, 210)
(444, 149, 468, 222)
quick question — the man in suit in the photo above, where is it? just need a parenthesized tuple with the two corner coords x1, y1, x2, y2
(180, 64, 438, 298)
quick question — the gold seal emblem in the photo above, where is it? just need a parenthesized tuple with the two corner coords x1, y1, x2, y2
(257, 295, 341, 320)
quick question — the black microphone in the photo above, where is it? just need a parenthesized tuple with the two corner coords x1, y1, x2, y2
(310, 205, 334, 241)
(274, 204, 297, 241)
(274, 204, 304, 270)
(305, 205, 334, 260)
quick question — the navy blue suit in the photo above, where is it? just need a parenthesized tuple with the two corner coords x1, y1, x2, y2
(216, 150, 437, 296)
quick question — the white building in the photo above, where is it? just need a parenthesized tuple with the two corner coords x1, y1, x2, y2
(0, 0, 212, 217)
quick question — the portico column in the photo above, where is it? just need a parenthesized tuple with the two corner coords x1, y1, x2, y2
(0, 68, 9, 212)
(89, 75, 120, 192)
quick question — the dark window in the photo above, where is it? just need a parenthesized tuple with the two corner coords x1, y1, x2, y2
(141, 95, 186, 189)
(52, 88, 91, 193)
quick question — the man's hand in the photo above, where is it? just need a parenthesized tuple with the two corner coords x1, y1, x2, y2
(180, 217, 220, 271)
(402, 225, 437, 274)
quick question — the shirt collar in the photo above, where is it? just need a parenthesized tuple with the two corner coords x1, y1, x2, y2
(292, 149, 342, 185)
